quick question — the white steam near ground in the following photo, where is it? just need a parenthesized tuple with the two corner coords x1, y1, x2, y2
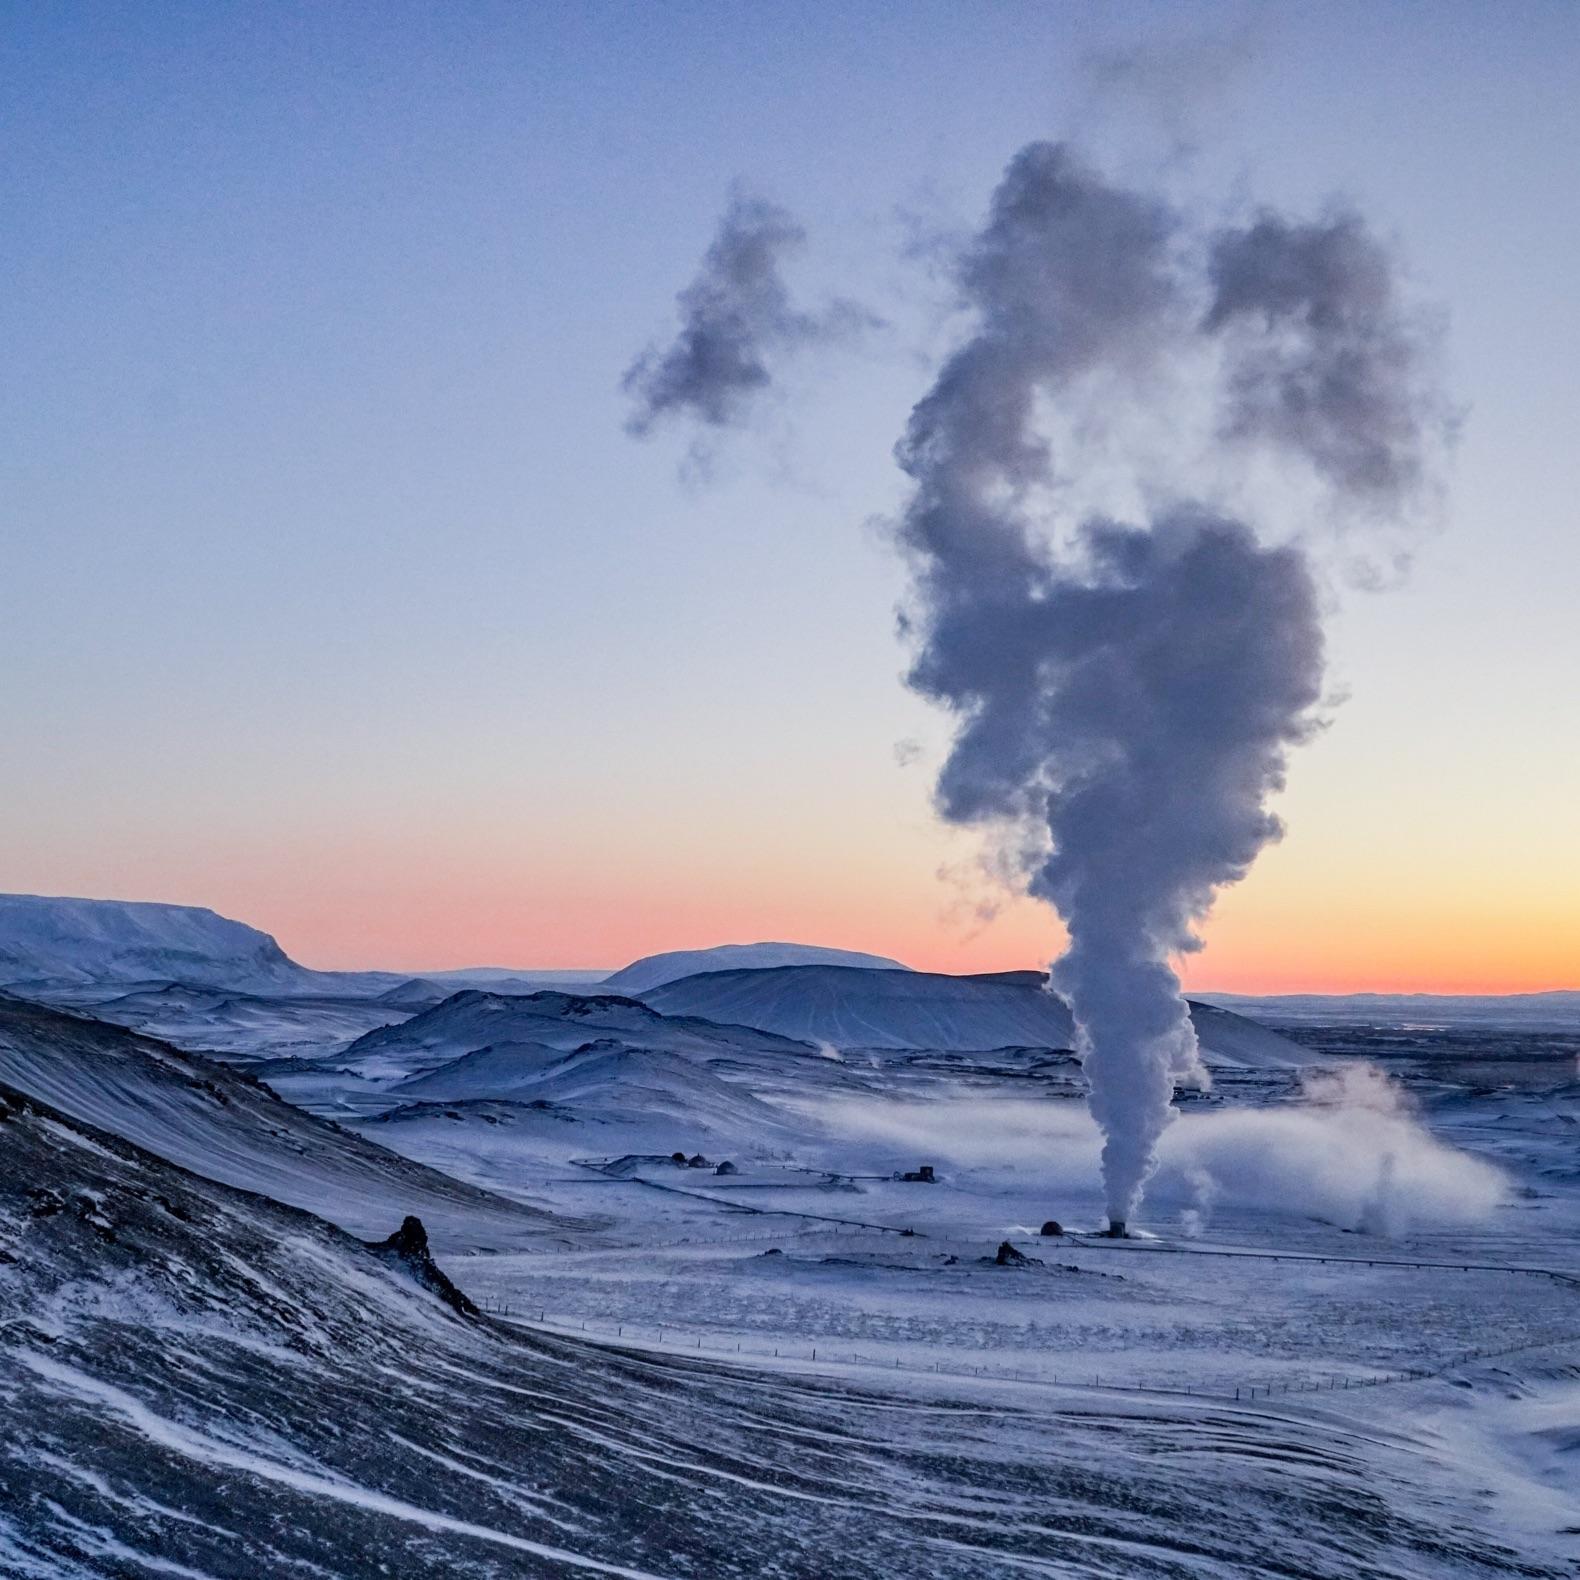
(812, 1064, 1507, 1237)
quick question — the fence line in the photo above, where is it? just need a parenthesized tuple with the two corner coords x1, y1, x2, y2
(475, 1299, 1580, 1404)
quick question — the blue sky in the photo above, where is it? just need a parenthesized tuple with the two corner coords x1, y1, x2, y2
(2, 2, 1576, 985)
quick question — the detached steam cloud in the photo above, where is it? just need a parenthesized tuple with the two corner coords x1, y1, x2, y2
(1205, 210, 1442, 504)
(624, 191, 869, 438)
(895, 144, 1445, 1229)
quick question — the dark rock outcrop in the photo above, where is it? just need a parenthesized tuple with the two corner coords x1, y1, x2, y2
(993, 1241, 1042, 1268)
(363, 1215, 479, 1318)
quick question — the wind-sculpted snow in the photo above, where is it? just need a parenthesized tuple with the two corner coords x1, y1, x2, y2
(643, 965, 1314, 1067)
(0, 1081, 1561, 1578)
(605, 941, 910, 995)
(0, 994, 578, 1252)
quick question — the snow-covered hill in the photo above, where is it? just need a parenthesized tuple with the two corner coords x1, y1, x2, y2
(0, 892, 320, 991)
(338, 987, 818, 1082)
(395, 1037, 791, 1134)
(642, 964, 1316, 1068)
(604, 940, 910, 994)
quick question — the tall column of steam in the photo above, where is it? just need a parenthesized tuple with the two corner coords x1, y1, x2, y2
(895, 145, 1443, 1232)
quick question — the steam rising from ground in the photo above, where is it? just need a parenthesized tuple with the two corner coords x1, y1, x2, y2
(812, 1066, 1506, 1236)
(893, 143, 1448, 1227)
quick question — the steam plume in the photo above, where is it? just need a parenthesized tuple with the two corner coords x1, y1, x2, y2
(895, 143, 1443, 1227)
(1205, 210, 1440, 505)
(624, 191, 869, 438)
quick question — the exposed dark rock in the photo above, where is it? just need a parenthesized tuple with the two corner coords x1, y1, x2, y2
(362, 1215, 480, 1318)
(993, 1241, 1042, 1268)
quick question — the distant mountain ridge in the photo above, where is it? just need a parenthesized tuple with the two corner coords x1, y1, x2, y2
(604, 941, 909, 995)
(1199, 990, 1580, 1031)
(0, 893, 315, 991)
(0, 894, 602, 999)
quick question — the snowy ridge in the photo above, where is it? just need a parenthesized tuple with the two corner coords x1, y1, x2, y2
(1202, 989, 1580, 1031)
(395, 1038, 792, 1133)
(0, 993, 576, 1251)
(604, 941, 910, 995)
(338, 988, 819, 1083)
(642, 964, 1316, 1067)
(0, 893, 313, 992)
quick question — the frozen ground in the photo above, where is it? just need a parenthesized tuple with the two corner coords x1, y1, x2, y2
(2, 947, 1578, 1574)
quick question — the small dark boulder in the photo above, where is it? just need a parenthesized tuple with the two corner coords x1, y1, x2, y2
(1039, 1220, 1064, 1237)
(994, 1241, 1042, 1268)
(363, 1216, 479, 1319)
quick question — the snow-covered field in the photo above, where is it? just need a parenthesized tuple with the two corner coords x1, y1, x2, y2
(2, 902, 1578, 1575)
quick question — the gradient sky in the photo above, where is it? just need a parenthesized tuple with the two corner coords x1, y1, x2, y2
(2, 2, 1576, 990)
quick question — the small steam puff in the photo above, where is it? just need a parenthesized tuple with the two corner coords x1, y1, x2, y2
(623, 191, 872, 439)
(816, 1065, 1506, 1236)
(893, 142, 1447, 1227)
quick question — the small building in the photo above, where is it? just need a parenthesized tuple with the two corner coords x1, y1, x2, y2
(897, 1165, 936, 1184)
(686, 1153, 709, 1169)
(714, 1160, 738, 1176)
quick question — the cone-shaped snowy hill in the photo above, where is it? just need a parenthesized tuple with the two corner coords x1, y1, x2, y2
(603, 940, 910, 994)
(0, 1046, 1540, 1576)
(637, 963, 1313, 1068)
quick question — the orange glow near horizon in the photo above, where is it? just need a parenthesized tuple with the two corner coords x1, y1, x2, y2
(8, 808, 1574, 995)
(222, 866, 1577, 996)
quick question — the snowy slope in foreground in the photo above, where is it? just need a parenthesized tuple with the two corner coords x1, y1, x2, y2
(3, 1079, 1559, 1579)
(643, 964, 1316, 1067)
(604, 940, 910, 994)
(0, 993, 571, 1251)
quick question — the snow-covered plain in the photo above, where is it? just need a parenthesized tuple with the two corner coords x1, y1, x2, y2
(1, 900, 1577, 1575)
